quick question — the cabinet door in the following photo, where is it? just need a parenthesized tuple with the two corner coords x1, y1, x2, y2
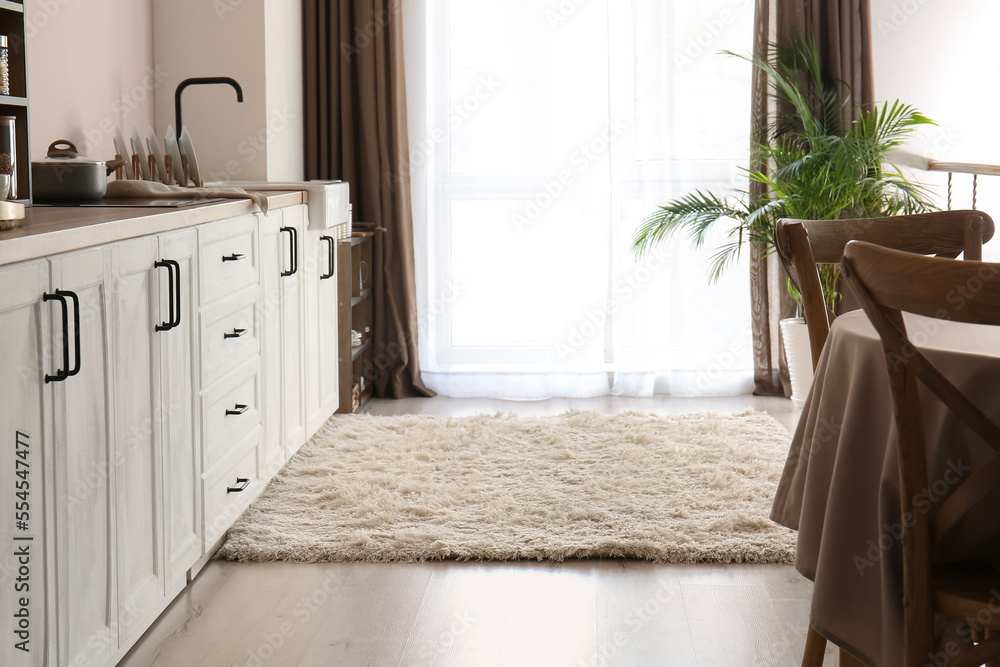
(109, 237, 164, 644)
(157, 229, 201, 593)
(258, 212, 286, 476)
(280, 208, 307, 458)
(305, 222, 339, 436)
(0, 261, 50, 667)
(48, 248, 118, 667)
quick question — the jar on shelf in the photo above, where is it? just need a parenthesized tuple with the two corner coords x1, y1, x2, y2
(0, 116, 16, 199)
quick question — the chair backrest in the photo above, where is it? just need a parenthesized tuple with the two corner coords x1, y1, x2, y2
(841, 241, 1000, 665)
(775, 210, 995, 369)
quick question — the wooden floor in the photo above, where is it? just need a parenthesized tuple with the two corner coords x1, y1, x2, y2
(121, 395, 844, 667)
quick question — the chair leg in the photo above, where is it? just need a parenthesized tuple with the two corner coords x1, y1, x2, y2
(802, 625, 827, 666)
(839, 648, 866, 666)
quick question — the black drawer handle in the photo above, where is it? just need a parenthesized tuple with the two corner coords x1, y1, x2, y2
(225, 403, 249, 416)
(227, 478, 250, 493)
(222, 253, 246, 262)
(224, 328, 248, 339)
(321, 235, 335, 280)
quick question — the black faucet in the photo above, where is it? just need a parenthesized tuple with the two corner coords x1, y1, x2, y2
(174, 77, 244, 139)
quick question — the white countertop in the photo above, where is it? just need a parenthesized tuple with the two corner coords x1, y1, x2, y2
(0, 191, 305, 265)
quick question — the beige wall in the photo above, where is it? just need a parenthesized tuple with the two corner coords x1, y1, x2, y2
(24, 0, 303, 180)
(151, 0, 304, 183)
(25, 0, 155, 161)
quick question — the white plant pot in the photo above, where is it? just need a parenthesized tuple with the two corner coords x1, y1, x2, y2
(780, 317, 814, 409)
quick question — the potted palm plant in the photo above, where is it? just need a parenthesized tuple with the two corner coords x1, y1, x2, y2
(631, 39, 936, 402)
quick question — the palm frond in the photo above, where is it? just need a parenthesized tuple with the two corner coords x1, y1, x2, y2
(631, 191, 748, 259)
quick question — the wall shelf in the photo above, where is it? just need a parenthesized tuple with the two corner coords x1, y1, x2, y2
(0, 2, 30, 203)
(351, 288, 371, 307)
(350, 340, 371, 361)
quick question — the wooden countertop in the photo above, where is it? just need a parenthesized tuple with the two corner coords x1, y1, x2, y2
(0, 191, 305, 265)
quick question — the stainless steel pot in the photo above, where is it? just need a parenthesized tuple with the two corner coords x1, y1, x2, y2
(32, 140, 124, 202)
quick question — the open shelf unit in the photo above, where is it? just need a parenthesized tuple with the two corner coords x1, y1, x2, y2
(0, 0, 29, 204)
(337, 234, 374, 412)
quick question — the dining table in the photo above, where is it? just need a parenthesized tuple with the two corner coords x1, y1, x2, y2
(771, 309, 1000, 666)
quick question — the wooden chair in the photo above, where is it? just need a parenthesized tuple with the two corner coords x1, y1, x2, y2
(778, 211, 996, 667)
(775, 210, 994, 371)
(841, 241, 1000, 667)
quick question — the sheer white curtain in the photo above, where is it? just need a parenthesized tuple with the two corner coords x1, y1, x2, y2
(405, 0, 756, 398)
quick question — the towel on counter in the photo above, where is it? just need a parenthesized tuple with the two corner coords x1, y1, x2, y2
(105, 179, 269, 214)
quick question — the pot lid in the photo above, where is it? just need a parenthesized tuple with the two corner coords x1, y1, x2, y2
(33, 139, 107, 166)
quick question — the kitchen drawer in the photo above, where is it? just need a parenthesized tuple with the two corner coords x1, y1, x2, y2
(203, 426, 261, 546)
(202, 355, 262, 469)
(199, 214, 259, 304)
(200, 284, 260, 387)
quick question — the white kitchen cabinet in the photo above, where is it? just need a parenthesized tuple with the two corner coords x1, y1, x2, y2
(304, 220, 340, 435)
(109, 229, 203, 645)
(156, 230, 201, 595)
(48, 247, 118, 667)
(0, 197, 329, 667)
(260, 206, 307, 471)
(197, 214, 265, 554)
(0, 260, 51, 667)
(108, 236, 165, 645)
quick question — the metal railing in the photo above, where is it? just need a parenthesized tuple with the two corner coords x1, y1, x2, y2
(925, 160, 1000, 210)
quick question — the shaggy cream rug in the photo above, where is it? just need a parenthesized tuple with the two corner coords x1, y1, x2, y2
(218, 410, 796, 564)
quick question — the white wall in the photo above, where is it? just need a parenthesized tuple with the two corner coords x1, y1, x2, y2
(872, 0, 1000, 257)
(25, 0, 155, 161)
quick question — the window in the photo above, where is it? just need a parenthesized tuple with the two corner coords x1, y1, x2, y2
(406, 0, 756, 398)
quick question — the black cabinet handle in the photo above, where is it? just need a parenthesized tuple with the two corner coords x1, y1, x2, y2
(64, 290, 81, 378)
(225, 403, 249, 416)
(224, 327, 248, 339)
(154, 260, 175, 331)
(222, 253, 246, 262)
(43, 289, 81, 383)
(321, 236, 335, 280)
(280, 226, 298, 277)
(227, 477, 250, 493)
(167, 259, 181, 328)
(43, 292, 69, 383)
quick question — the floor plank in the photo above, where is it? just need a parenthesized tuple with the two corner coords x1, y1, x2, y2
(121, 395, 820, 667)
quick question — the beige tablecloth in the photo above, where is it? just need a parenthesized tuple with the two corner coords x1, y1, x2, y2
(771, 310, 1000, 666)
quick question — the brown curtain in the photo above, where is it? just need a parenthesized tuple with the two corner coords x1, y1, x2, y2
(749, 0, 875, 396)
(303, 0, 434, 399)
